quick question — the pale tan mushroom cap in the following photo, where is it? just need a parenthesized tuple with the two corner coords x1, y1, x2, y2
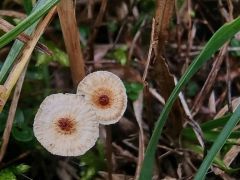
(33, 93, 99, 156)
(77, 71, 127, 125)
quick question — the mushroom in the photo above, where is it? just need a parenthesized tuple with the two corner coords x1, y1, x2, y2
(77, 71, 127, 125)
(33, 93, 99, 156)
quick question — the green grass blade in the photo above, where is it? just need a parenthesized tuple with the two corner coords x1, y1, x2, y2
(22, 0, 33, 14)
(0, 0, 59, 49)
(200, 114, 232, 130)
(0, 0, 51, 83)
(194, 105, 240, 180)
(139, 17, 240, 180)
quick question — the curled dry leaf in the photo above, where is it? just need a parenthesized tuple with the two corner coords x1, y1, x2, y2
(77, 71, 127, 125)
(34, 93, 99, 156)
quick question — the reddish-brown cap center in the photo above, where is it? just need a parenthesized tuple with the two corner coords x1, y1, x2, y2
(92, 88, 113, 109)
(56, 117, 76, 134)
(99, 95, 109, 106)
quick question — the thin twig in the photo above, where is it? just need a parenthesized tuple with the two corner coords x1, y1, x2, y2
(0, 10, 26, 19)
(148, 87, 165, 105)
(225, 54, 233, 113)
(0, 151, 30, 169)
(226, 0, 233, 113)
(87, 0, 108, 61)
(227, 0, 233, 21)
(174, 0, 181, 54)
(105, 126, 113, 180)
(0, 64, 28, 162)
(191, 44, 228, 115)
(185, 0, 193, 66)
(128, 17, 146, 61)
(111, 0, 138, 50)
(192, 0, 233, 115)
(112, 142, 137, 162)
(174, 77, 205, 149)
(142, 18, 155, 82)
(218, 0, 229, 21)
(133, 91, 145, 179)
(87, 0, 94, 19)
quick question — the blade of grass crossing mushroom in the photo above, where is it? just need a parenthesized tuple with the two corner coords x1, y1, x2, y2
(0, 0, 55, 83)
(139, 16, 240, 179)
(194, 105, 240, 180)
(0, 0, 59, 48)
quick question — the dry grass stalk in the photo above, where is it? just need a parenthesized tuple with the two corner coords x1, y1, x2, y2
(57, 0, 85, 86)
(133, 91, 145, 180)
(87, 0, 107, 61)
(142, 18, 155, 82)
(191, 41, 228, 115)
(0, 18, 52, 55)
(105, 126, 113, 180)
(0, 10, 26, 19)
(0, 64, 28, 162)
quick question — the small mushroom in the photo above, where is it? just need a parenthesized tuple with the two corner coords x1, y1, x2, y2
(77, 71, 127, 125)
(33, 93, 99, 156)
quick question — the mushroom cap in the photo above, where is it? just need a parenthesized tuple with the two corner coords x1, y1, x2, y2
(77, 71, 127, 125)
(33, 93, 99, 156)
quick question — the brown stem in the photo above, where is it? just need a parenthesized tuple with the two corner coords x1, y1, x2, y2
(191, 43, 228, 115)
(225, 54, 233, 113)
(87, 0, 108, 61)
(0, 64, 28, 162)
(106, 126, 113, 180)
(57, 0, 85, 86)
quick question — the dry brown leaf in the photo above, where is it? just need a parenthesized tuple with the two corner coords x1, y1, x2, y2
(151, 0, 185, 138)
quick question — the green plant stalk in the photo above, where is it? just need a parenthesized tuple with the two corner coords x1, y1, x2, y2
(194, 105, 240, 180)
(139, 17, 240, 179)
(0, 0, 50, 83)
(22, 0, 33, 14)
(0, 0, 59, 49)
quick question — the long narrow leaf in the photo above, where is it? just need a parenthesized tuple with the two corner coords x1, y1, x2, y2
(0, 0, 59, 48)
(139, 17, 240, 179)
(194, 105, 240, 180)
(0, 0, 50, 83)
